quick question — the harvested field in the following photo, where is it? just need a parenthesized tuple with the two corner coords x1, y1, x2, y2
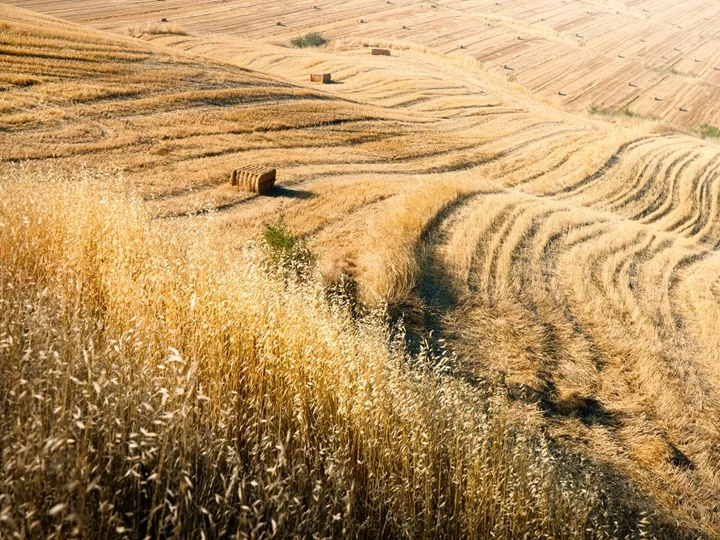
(8, 0, 720, 128)
(2, 1, 720, 537)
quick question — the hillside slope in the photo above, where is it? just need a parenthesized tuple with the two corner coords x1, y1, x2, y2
(2, 2, 720, 536)
(7, 0, 720, 129)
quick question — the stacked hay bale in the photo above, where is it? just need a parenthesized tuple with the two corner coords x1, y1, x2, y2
(310, 73, 332, 83)
(231, 166, 276, 194)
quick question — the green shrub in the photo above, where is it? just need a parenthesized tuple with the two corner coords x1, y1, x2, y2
(697, 123, 720, 139)
(290, 32, 327, 48)
(589, 104, 637, 118)
(263, 215, 312, 271)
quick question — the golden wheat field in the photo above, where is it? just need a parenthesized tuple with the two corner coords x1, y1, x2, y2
(2, 0, 720, 537)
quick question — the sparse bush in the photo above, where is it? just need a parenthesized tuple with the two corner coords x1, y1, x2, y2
(697, 123, 720, 139)
(263, 215, 313, 271)
(589, 104, 639, 119)
(290, 32, 327, 48)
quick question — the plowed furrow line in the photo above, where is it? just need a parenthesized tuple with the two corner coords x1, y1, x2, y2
(551, 136, 659, 198)
(631, 150, 700, 222)
(560, 141, 672, 212)
(581, 231, 644, 314)
(680, 160, 720, 243)
(667, 250, 714, 332)
(607, 232, 657, 317)
(657, 153, 720, 238)
(605, 146, 691, 214)
(477, 202, 535, 301)
(517, 210, 605, 371)
(513, 133, 606, 188)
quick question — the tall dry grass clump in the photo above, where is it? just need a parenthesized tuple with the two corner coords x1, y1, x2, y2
(0, 169, 672, 538)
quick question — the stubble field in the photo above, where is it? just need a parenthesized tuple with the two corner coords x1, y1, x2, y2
(2, 0, 720, 537)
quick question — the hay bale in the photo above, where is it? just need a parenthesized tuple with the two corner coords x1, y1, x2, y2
(371, 48, 391, 56)
(310, 73, 332, 83)
(230, 165, 276, 195)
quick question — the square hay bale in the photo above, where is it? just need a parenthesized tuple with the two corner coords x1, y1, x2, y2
(231, 165, 276, 195)
(310, 73, 332, 83)
(371, 48, 391, 56)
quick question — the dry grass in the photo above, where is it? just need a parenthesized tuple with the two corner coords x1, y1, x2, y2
(128, 23, 188, 38)
(3, 3, 720, 537)
(9, 0, 720, 128)
(0, 169, 681, 538)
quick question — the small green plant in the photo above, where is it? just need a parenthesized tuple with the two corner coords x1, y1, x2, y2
(263, 215, 312, 271)
(589, 104, 649, 120)
(290, 32, 327, 48)
(697, 123, 720, 138)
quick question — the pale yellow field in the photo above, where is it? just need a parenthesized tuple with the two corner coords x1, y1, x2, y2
(8, 0, 720, 128)
(2, 1, 720, 537)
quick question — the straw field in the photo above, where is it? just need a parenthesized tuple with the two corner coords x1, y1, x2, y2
(8, 0, 720, 128)
(2, 1, 720, 537)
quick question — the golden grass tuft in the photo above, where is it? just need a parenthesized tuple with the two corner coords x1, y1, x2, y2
(129, 23, 189, 37)
(0, 168, 680, 538)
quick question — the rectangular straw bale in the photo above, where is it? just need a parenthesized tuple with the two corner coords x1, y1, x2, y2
(230, 166, 276, 194)
(310, 73, 332, 83)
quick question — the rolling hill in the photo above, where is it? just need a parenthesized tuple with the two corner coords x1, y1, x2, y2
(8, 0, 720, 128)
(2, 1, 720, 537)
